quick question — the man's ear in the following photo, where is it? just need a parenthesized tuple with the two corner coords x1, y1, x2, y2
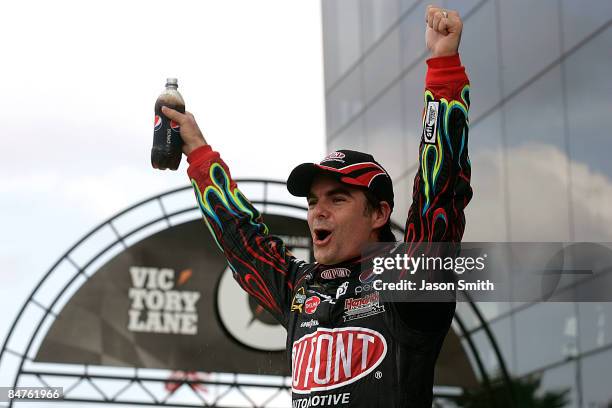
(372, 201, 392, 229)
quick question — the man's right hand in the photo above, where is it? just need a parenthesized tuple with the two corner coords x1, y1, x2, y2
(161, 106, 208, 156)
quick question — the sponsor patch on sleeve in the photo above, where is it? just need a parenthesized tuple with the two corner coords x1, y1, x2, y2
(422, 101, 439, 144)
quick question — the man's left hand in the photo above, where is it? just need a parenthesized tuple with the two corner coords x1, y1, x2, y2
(425, 5, 463, 58)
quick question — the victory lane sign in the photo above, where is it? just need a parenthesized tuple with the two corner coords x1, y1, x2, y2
(127, 266, 201, 335)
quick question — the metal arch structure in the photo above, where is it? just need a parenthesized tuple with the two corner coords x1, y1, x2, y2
(0, 179, 511, 407)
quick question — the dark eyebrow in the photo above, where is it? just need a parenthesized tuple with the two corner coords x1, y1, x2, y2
(307, 187, 353, 201)
(326, 187, 353, 197)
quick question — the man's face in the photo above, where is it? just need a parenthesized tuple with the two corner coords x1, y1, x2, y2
(307, 175, 378, 265)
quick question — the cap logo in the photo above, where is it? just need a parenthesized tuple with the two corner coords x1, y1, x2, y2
(321, 152, 346, 163)
(316, 162, 388, 188)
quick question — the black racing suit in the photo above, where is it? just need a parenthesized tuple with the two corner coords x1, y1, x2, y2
(186, 54, 472, 408)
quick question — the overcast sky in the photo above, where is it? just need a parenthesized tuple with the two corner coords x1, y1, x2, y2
(0, 0, 325, 360)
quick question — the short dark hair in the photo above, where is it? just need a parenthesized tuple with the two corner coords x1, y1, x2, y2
(363, 190, 396, 243)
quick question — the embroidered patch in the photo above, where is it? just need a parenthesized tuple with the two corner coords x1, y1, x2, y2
(423, 101, 439, 144)
(291, 287, 306, 313)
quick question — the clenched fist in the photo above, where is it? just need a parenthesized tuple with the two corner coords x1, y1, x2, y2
(425, 5, 463, 57)
(161, 106, 208, 156)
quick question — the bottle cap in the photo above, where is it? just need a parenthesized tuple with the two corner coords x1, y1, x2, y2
(166, 78, 178, 86)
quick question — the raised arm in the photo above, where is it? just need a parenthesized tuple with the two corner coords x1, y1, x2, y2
(404, 6, 472, 245)
(396, 7, 472, 331)
(163, 107, 303, 327)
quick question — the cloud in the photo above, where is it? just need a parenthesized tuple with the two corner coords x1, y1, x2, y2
(464, 142, 612, 242)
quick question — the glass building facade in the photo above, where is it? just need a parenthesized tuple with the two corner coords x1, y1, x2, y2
(321, 0, 612, 406)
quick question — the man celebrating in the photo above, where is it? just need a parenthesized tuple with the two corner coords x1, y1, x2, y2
(162, 5, 471, 407)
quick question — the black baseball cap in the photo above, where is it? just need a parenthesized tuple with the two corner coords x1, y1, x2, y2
(287, 150, 394, 209)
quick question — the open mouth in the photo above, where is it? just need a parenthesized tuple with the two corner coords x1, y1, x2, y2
(313, 228, 333, 246)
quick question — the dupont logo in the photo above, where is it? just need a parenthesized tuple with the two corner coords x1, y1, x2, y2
(320, 268, 351, 280)
(291, 327, 387, 393)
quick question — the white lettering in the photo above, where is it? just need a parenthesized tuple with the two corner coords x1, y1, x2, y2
(373, 257, 384, 274)
(127, 309, 146, 331)
(292, 393, 351, 407)
(127, 311, 198, 334)
(314, 334, 333, 385)
(127, 266, 200, 335)
(182, 291, 201, 312)
(293, 341, 307, 388)
(146, 268, 159, 289)
(357, 333, 374, 370)
(144, 290, 165, 310)
(163, 312, 181, 333)
(158, 268, 174, 290)
(128, 288, 147, 310)
(130, 267, 148, 288)
(165, 291, 182, 312)
(410, 256, 421, 274)
(334, 333, 352, 381)
(181, 313, 198, 335)
(303, 338, 316, 388)
(145, 311, 163, 331)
